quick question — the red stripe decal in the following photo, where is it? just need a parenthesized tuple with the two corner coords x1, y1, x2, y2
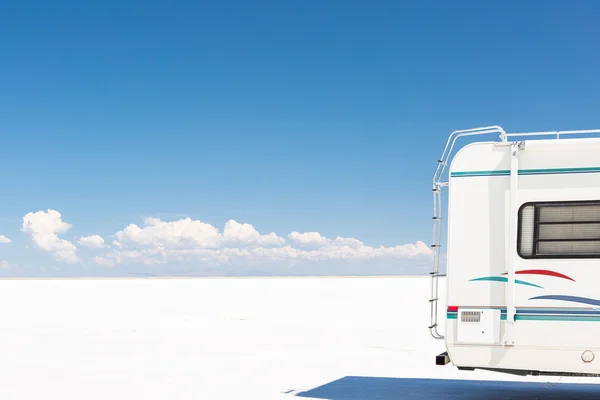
(448, 306, 458, 312)
(501, 269, 575, 282)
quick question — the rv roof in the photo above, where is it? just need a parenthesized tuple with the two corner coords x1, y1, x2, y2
(433, 126, 600, 186)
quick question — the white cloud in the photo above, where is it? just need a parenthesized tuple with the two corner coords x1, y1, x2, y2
(92, 240, 431, 270)
(116, 217, 222, 249)
(21, 209, 78, 263)
(94, 250, 145, 267)
(223, 220, 285, 246)
(0, 235, 11, 244)
(288, 232, 365, 249)
(288, 231, 329, 247)
(78, 235, 105, 248)
(331, 237, 364, 248)
(114, 217, 284, 249)
(92, 215, 431, 269)
(93, 255, 115, 266)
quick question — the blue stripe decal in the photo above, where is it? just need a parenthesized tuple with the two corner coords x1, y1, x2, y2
(516, 315, 600, 321)
(452, 167, 600, 178)
(529, 295, 600, 307)
(516, 309, 600, 315)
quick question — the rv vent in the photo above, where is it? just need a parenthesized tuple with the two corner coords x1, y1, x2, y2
(461, 311, 482, 323)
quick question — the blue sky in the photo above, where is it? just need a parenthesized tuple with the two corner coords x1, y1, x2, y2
(1, 1, 600, 276)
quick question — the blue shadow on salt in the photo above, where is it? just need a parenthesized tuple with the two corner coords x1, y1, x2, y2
(295, 376, 600, 399)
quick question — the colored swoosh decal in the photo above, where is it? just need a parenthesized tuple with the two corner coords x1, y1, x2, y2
(500, 269, 575, 282)
(469, 276, 543, 288)
(529, 295, 600, 307)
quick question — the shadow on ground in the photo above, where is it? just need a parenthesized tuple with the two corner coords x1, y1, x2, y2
(294, 376, 600, 399)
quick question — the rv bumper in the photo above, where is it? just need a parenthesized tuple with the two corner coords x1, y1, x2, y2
(436, 351, 450, 366)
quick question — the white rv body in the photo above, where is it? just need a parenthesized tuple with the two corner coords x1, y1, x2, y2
(431, 127, 600, 376)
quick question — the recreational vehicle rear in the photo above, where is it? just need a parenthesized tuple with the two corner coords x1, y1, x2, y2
(430, 126, 600, 377)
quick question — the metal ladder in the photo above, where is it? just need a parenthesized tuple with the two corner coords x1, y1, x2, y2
(428, 125, 600, 340)
(429, 126, 508, 339)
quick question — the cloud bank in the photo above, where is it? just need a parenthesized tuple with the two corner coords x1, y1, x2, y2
(0, 235, 11, 244)
(16, 209, 432, 276)
(95, 216, 430, 272)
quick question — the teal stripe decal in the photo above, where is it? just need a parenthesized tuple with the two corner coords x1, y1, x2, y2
(451, 167, 600, 178)
(469, 276, 543, 289)
(446, 312, 600, 321)
(520, 167, 600, 175)
(447, 313, 507, 320)
(452, 170, 509, 177)
(516, 315, 600, 321)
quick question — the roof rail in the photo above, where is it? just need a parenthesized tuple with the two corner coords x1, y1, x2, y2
(432, 126, 507, 189)
(504, 129, 600, 140)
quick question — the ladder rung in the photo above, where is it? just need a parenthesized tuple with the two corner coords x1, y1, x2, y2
(428, 324, 438, 329)
(429, 298, 438, 302)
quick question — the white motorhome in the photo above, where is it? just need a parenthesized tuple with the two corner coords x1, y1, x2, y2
(430, 126, 600, 377)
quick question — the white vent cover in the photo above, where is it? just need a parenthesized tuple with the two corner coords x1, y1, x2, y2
(456, 309, 501, 345)
(461, 311, 482, 323)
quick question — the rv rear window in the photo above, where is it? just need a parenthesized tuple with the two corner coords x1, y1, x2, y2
(518, 201, 600, 259)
